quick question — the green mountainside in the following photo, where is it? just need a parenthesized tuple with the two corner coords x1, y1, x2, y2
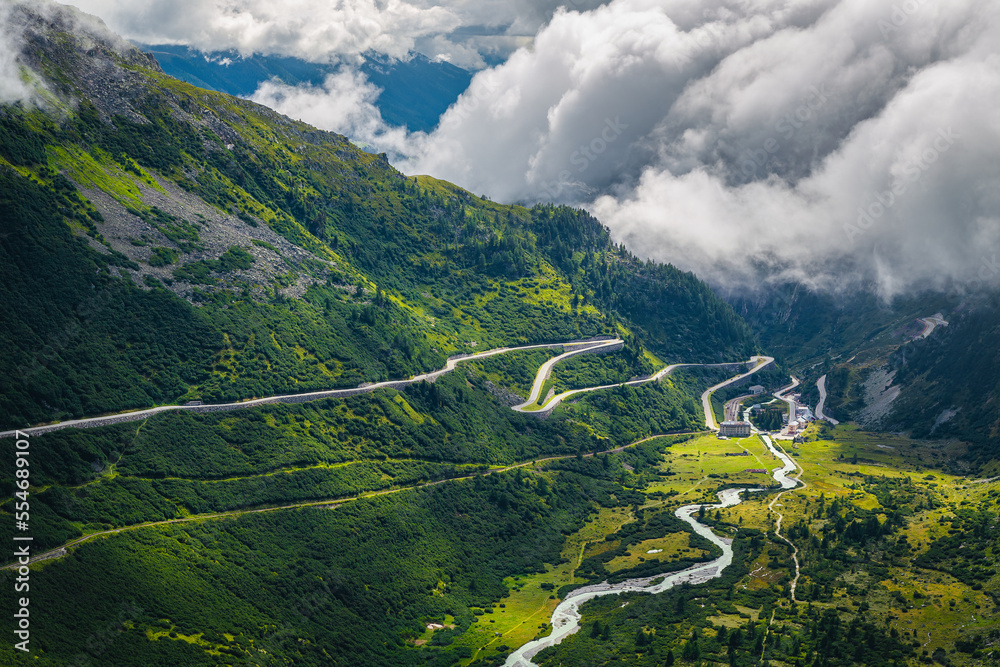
(0, 2, 753, 432)
(885, 295, 1000, 465)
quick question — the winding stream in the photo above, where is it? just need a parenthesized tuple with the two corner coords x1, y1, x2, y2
(503, 435, 799, 667)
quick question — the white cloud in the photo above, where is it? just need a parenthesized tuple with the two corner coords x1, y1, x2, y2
(33, 0, 1000, 297)
(395, 0, 1000, 296)
(67, 0, 462, 63)
(0, 0, 141, 106)
(249, 69, 419, 155)
(0, 4, 33, 105)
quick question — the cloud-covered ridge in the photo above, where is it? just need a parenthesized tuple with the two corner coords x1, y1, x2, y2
(250, 69, 418, 155)
(1, 0, 148, 107)
(0, 1, 39, 105)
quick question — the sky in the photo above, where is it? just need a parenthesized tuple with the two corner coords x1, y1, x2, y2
(5, 0, 1000, 298)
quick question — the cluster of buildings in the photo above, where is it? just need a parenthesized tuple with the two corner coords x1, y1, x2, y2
(783, 402, 816, 435)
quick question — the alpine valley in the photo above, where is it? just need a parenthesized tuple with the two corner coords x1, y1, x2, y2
(1, 3, 999, 667)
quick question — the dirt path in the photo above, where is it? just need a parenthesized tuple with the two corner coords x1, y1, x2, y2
(504, 432, 801, 667)
(737, 439, 768, 469)
(2, 432, 694, 570)
(761, 609, 777, 659)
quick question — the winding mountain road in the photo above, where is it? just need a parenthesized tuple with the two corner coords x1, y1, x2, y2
(512, 338, 626, 411)
(701, 357, 775, 430)
(516, 353, 774, 421)
(4, 338, 774, 438)
(916, 314, 949, 339)
(773, 377, 800, 429)
(3, 339, 774, 569)
(815, 374, 839, 425)
(0, 339, 619, 439)
(520, 355, 774, 417)
(6, 335, 811, 667)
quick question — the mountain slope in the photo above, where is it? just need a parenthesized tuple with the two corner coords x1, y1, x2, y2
(885, 295, 1000, 463)
(0, 0, 755, 431)
(5, 5, 1000, 667)
(729, 280, 1000, 465)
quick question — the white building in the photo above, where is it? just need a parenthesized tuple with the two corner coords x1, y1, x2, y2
(719, 421, 752, 437)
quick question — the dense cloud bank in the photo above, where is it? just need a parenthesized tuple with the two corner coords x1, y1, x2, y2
(0, 2, 33, 105)
(1, 0, 139, 104)
(395, 0, 1000, 296)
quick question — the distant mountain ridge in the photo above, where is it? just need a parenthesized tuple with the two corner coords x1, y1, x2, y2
(139, 44, 473, 133)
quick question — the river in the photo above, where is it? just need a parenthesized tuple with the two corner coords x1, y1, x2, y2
(503, 435, 799, 667)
